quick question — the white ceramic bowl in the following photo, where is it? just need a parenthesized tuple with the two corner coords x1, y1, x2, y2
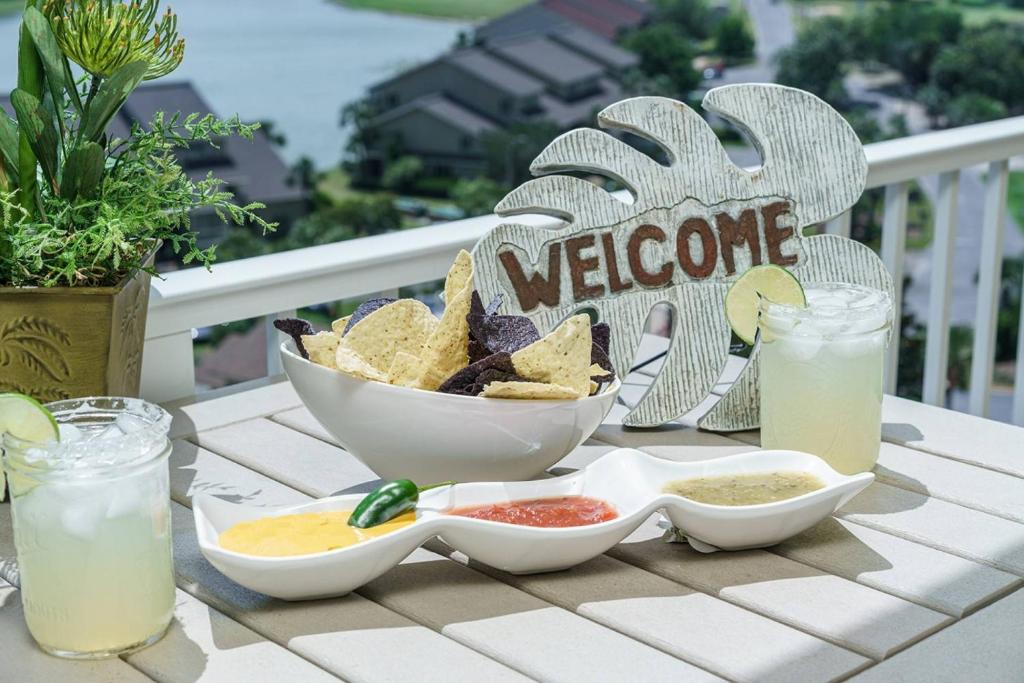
(194, 448, 872, 600)
(280, 340, 620, 482)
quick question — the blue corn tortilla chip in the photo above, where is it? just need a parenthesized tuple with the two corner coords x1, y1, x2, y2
(591, 322, 610, 355)
(343, 297, 396, 336)
(468, 338, 491, 365)
(469, 291, 504, 320)
(274, 318, 315, 359)
(467, 314, 541, 355)
(437, 352, 530, 396)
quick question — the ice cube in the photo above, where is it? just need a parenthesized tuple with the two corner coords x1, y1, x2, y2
(58, 423, 82, 443)
(115, 414, 148, 434)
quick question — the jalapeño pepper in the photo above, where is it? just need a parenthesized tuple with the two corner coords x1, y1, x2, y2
(348, 479, 456, 528)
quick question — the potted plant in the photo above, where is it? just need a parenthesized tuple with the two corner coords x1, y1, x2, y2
(0, 0, 274, 401)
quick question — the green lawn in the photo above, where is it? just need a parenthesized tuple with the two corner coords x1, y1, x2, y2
(1008, 171, 1024, 235)
(334, 0, 532, 20)
(788, 0, 1024, 26)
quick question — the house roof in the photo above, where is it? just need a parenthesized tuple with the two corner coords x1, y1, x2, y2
(473, 3, 573, 43)
(444, 49, 546, 97)
(538, 77, 624, 127)
(2, 82, 303, 205)
(551, 27, 639, 70)
(371, 93, 498, 136)
(488, 35, 605, 87)
(540, 0, 649, 40)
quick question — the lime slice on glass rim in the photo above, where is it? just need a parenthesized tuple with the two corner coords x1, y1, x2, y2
(725, 264, 806, 345)
(0, 393, 59, 501)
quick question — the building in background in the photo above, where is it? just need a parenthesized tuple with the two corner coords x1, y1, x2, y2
(358, 0, 649, 183)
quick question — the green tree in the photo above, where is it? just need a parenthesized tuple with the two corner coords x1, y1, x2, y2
(653, 0, 711, 40)
(481, 120, 561, 187)
(285, 194, 401, 248)
(997, 257, 1022, 363)
(450, 177, 509, 216)
(621, 23, 700, 96)
(774, 18, 850, 107)
(945, 93, 1009, 128)
(381, 155, 424, 192)
(714, 13, 754, 62)
(854, 3, 962, 87)
(928, 23, 1024, 116)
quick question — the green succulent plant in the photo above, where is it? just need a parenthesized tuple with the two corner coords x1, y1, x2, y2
(0, 0, 273, 287)
(44, 0, 185, 81)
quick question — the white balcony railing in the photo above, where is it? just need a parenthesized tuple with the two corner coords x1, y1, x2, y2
(143, 117, 1024, 426)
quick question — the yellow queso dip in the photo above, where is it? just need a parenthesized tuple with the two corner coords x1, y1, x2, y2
(219, 510, 416, 557)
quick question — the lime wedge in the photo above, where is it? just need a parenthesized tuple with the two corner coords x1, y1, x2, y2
(0, 393, 59, 501)
(0, 393, 59, 443)
(725, 265, 806, 344)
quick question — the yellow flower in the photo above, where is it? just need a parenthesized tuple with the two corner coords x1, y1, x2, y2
(44, 0, 184, 80)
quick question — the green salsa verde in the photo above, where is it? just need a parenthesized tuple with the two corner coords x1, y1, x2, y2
(664, 471, 826, 506)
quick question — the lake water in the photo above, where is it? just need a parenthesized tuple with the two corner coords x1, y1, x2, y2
(0, 0, 465, 168)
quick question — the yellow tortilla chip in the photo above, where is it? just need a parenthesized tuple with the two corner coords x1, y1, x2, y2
(417, 282, 473, 390)
(388, 351, 424, 388)
(481, 381, 580, 400)
(511, 314, 592, 398)
(590, 363, 611, 378)
(302, 331, 341, 369)
(589, 380, 600, 395)
(331, 315, 352, 335)
(443, 249, 473, 305)
(339, 299, 437, 373)
(335, 346, 387, 383)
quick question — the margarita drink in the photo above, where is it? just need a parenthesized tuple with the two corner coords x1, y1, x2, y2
(759, 283, 893, 474)
(3, 398, 175, 658)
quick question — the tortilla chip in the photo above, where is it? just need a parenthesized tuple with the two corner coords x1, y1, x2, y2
(342, 297, 397, 336)
(468, 313, 541, 355)
(388, 351, 424, 388)
(302, 331, 341, 369)
(589, 380, 600, 395)
(510, 314, 593, 398)
(417, 282, 473, 390)
(481, 381, 579, 400)
(335, 346, 387, 382)
(331, 315, 352, 335)
(443, 250, 473, 305)
(340, 299, 437, 373)
(590, 363, 611, 378)
(274, 318, 315, 358)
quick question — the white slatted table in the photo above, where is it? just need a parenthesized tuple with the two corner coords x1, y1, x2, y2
(3, 340, 1024, 682)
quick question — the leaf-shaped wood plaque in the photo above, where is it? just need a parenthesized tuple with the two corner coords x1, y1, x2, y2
(472, 85, 894, 430)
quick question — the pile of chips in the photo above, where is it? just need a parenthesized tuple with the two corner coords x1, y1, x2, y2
(275, 250, 615, 400)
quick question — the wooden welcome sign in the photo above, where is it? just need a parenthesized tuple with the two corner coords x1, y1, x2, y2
(472, 85, 894, 429)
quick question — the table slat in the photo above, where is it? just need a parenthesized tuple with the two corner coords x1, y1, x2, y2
(608, 509, 950, 661)
(850, 587, 1024, 683)
(774, 518, 1021, 617)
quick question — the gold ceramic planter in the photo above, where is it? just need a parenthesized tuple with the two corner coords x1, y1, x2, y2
(0, 267, 153, 402)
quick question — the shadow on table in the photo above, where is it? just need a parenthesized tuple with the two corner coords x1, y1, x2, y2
(882, 422, 925, 445)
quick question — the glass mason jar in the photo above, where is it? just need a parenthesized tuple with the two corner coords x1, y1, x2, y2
(758, 283, 893, 474)
(2, 397, 175, 659)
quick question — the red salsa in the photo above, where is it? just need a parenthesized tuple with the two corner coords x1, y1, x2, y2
(447, 496, 617, 527)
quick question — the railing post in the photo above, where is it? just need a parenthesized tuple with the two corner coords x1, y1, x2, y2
(880, 182, 909, 394)
(922, 171, 960, 406)
(825, 211, 852, 238)
(968, 160, 1009, 417)
(141, 330, 196, 403)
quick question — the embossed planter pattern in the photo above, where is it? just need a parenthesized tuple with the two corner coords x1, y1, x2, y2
(0, 268, 153, 402)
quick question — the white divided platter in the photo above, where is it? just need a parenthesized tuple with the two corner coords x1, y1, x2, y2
(194, 448, 873, 600)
